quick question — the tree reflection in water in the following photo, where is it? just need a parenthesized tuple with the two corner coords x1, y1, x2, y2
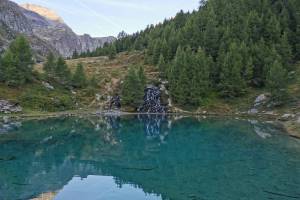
(0, 115, 299, 200)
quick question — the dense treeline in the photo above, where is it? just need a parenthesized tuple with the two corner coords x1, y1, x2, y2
(0, 35, 93, 90)
(80, 0, 300, 107)
(0, 36, 34, 86)
(121, 66, 146, 107)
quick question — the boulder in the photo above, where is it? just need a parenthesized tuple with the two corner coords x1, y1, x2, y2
(254, 93, 270, 107)
(138, 85, 166, 113)
(42, 81, 54, 90)
(280, 114, 296, 121)
(0, 100, 22, 113)
(248, 108, 259, 114)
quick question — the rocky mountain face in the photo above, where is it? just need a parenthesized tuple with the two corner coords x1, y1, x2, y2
(0, 0, 115, 58)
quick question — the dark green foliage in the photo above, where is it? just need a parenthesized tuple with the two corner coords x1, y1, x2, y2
(0, 35, 33, 86)
(219, 42, 247, 98)
(0, 56, 4, 82)
(108, 44, 117, 60)
(121, 66, 146, 108)
(190, 48, 212, 105)
(43, 52, 56, 77)
(157, 54, 166, 78)
(55, 57, 71, 85)
(19, 85, 74, 112)
(89, 75, 98, 88)
(266, 60, 289, 104)
(72, 63, 87, 88)
(137, 65, 146, 87)
(77, 0, 300, 107)
(169, 46, 212, 106)
(72, 50, 79, 59)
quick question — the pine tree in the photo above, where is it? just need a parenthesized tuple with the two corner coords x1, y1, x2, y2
(2, 50, 22, 86)
(189, 48, 212, 105)
(219, 42, 246, 97)
(157, 54, 166, 78)
(152, 40, 162, 65)
(55, 57, 71, 84)
(277, 31, 292, 68)
(72, 50, 79, 59)
(108, 44, 117, 60)
(169, 46, 185, 104)
(137, 65, 146, 87)
(9, 36, 34, 83)
(72, 63, 87, 88)
(121, 67, 145, 107)
(266, 60, 288, 104)
(203, 8, 219, 58)
(0, 56, 4, 82)
(43, 52, 56, 77)
(296, 25, 300, 60)
(1, 36, 33, 86)
(239, 42, 253, 84)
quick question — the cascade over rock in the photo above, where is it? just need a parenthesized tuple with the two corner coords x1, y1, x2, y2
(138, 85, 167, 113)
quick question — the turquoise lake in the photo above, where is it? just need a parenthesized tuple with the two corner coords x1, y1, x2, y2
(0, 115, 299, 200)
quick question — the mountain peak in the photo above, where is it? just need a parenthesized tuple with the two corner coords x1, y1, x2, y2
(21, 3, 64, 23)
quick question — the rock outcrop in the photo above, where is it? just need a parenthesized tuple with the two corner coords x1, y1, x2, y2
(0, 100, 22, 113)
(138, 85, 167, 113)
(0, 0, 115, 58)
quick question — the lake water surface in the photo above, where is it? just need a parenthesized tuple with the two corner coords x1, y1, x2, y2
(0, 115, 299, 200)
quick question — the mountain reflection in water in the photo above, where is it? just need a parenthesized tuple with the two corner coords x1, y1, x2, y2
(0, 115, 299, 200)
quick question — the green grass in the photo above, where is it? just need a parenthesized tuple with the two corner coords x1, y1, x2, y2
(1, 52, 300, 115)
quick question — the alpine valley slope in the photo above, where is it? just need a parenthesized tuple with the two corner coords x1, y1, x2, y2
(0, 0, 115, 58)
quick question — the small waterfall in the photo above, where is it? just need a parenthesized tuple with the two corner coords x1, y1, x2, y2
(138, 85, 167, 113)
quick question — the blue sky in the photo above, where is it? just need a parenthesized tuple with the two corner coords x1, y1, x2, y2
(13, 0, 199, 37)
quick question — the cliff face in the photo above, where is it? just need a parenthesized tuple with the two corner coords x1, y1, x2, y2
(0, 0, 115, 58)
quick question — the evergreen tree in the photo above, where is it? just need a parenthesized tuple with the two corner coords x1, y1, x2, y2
(137, 65, 146, 87)
(55, 57, 71, 84)
(239, 42, 253, 84)
(157, 54, 166, 78)
(1, 36, 33, 86)
(72, 63, 87, 88)
(108, 45, 117, 60)
(203, 7, 219, 59)
(277, 31, 292, 68)
(9, 36, 34, 83)
(43, 52, 56, 77)
(0, 56, 4, 82)
(189, 48, 212, 105)
(219, 42, 246, 97)
(169, 46, 186, 104)
(121, 67, 145, 108)
(72, 50, 79, 59)
(266, 60, 288, 104)
(152, 40, 162, 65)
(2, 50, 22, 86)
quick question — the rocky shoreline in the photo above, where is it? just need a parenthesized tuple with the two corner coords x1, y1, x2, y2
(0, 108, 299, 139)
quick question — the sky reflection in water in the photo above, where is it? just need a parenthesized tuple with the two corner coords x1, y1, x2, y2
(0, 115, 299, 200)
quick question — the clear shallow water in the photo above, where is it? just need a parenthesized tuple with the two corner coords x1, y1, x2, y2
(0, 115, 299, 200)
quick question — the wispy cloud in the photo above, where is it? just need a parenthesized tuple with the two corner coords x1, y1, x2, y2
(86, 0, 155, 11)
(73, 0, 124, 33)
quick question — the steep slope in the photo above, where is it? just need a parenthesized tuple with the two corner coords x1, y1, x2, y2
(21, 3, 115, 57)
(0, 0, 115, 58)
(0, 0, 58, 59)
